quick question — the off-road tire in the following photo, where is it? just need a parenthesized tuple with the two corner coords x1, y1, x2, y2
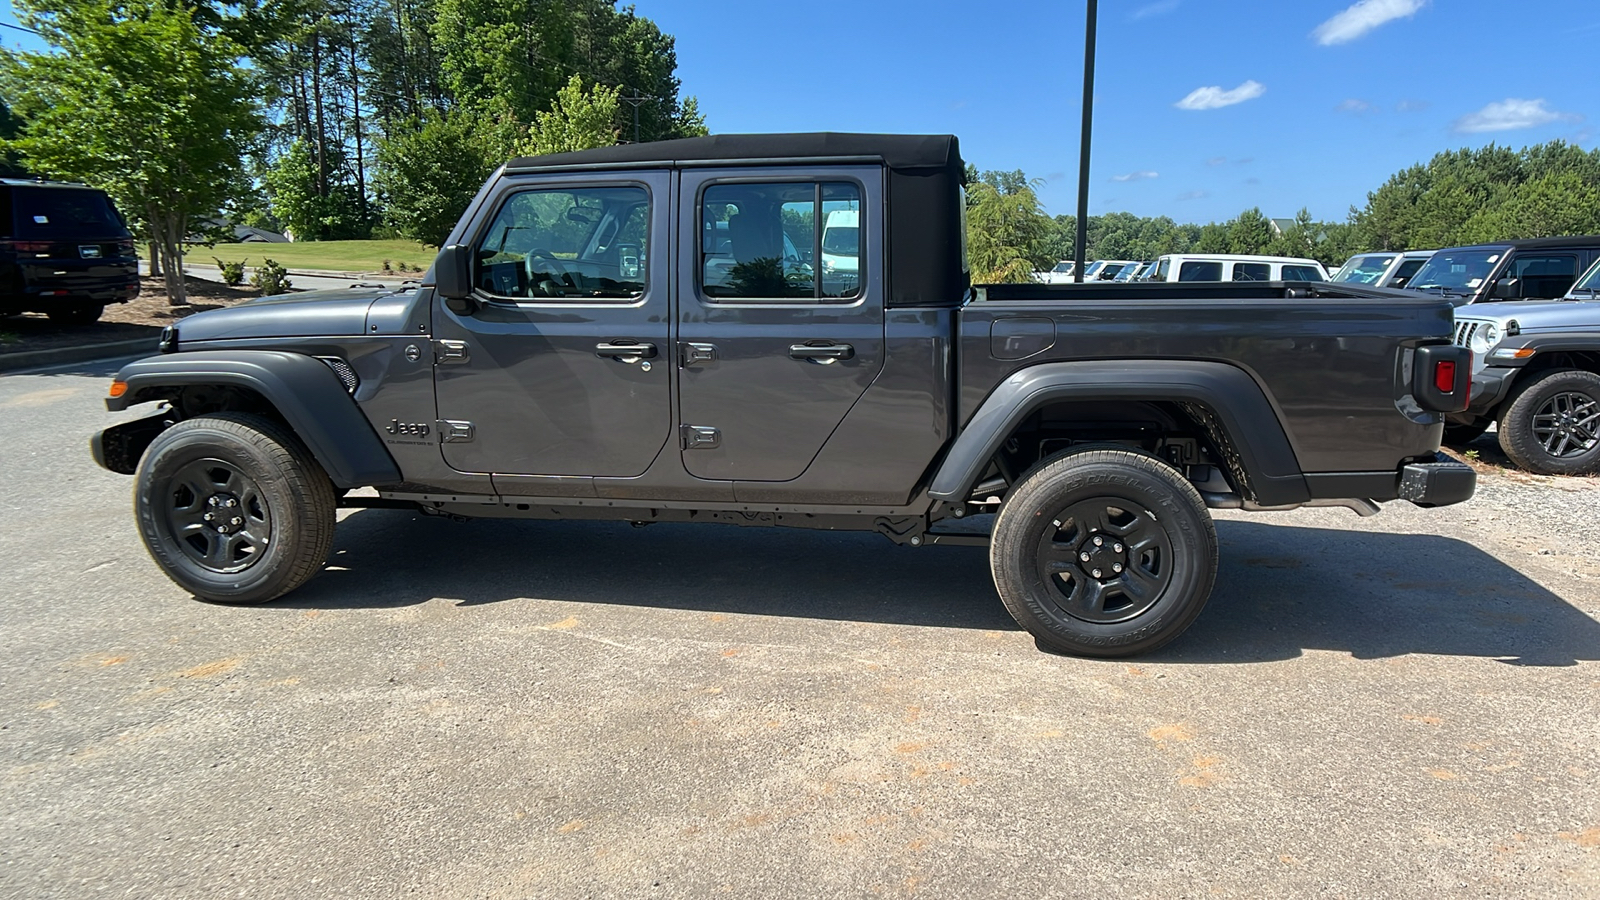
(1497, 369, 1600, 476)
(990, 447, 1218, 658)
(135, 412, 337, 604)
(1442, 418, 1491, 446)
(47, 304, 104, 325)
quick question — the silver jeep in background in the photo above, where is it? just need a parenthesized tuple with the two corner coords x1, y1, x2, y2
(1447, 256, 1600, 475)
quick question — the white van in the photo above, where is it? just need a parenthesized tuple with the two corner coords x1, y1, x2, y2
(821, 209, 859, 276)
(1331, 250, 1435, 289)
(1140, 254, 1328, 283)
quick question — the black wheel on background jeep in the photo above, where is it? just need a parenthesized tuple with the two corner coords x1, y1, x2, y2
(46, 304, 104, 325)
(989, 447, 1218, 658)
(1497, 369, 1600, 476)
(135, 412, 337, 604)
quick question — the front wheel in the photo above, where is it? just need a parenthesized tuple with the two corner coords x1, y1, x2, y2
(135, 413, 337, 603)
(1497, 369, 1600, 476)
(990, 447, 1218, 658)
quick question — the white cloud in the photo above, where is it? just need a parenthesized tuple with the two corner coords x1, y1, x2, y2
(1337, 98, 1374, 114)
(1453, 98, 1578, 133)
(1132, 0, 1180, 19)
(1313, 0, 1427, 46)
(1205, 156, 1228, 167)
(1396, 99, 1429, 113)
(1175, 80, 1265, 111)
(1111, 171, 1159, 182)
(1177, 190, 1209, 201)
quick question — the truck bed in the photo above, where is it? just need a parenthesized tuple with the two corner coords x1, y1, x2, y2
(959, 281, 1456, 474)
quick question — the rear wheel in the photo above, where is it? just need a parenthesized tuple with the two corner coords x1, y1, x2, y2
(135, 413, 337, 604)
(990, 447, 1218, 657)
(1497, 370, 1600, 476)
(47, 304, 104, 324)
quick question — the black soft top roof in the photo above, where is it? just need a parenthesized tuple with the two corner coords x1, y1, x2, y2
(1438, 236, 1600, 252)
(506, 132, 961, 175)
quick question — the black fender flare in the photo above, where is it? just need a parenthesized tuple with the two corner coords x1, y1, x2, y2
(928, 359, 1309, 507)
(105, 350, 402, 489)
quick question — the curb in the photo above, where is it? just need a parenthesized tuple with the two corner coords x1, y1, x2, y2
(0, 338, 156, 374)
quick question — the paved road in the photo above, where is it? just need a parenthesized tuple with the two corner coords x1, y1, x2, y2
(3, 361, 1598, 899)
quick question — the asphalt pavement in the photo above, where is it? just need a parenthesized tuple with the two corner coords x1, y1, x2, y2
(2, 361, 1597, 898)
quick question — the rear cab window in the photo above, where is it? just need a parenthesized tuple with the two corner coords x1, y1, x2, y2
(699, 181, 862, 302)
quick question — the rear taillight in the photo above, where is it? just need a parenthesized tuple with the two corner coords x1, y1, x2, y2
(1433, 360, 1457, 393)
(1, 240, 52, 253)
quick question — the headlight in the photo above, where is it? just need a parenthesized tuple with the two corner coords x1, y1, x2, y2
(1469, 324, 1500, 354)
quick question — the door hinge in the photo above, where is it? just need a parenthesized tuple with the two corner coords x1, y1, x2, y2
(438, 420, 475, 443)
(680, 424, 721, 450)
(434, 340, 470, 365)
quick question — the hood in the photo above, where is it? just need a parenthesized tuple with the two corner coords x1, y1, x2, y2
(1454, 299, 1600, 333)
(174, 287, 399, 342)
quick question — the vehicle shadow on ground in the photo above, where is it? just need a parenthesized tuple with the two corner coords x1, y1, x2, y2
(284, 510, 1600, 666)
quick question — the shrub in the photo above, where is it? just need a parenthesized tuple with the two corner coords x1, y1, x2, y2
(381, 258, 393, 273)
(213, 256, 247, 286)
(250, 259, 293, 296)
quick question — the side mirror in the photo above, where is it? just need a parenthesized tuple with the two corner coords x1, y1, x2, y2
(1491, 277, 1522, 300)
(434, 244, 476, 314)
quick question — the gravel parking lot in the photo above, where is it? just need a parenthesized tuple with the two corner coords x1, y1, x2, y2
(3, 360, 1597, 899)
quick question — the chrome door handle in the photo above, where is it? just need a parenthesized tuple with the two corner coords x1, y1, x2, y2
(789, 342, 854, 363)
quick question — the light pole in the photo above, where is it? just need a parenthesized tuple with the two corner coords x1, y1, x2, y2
(1073, 0, 1097, 283)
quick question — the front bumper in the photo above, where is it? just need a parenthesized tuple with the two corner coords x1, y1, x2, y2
(1464, 366, 1516, 417)
(1398, 452, 1476, 508)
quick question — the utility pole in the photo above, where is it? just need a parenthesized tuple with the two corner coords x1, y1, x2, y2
(619, 93, 651, 144)
(1073, 0, 1097, 283)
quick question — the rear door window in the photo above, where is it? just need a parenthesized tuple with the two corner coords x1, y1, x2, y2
(1232, 262, 1270, 281)
(1178, 261, 1223, 281)
(12, 187, 128, 238)
(700, 181, 861, 302)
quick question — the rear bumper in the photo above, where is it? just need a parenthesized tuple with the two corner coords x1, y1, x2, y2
(1398, 452, 1476, 508)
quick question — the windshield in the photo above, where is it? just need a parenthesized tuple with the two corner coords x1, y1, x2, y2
(1332, 254, 1395, 284)
(1408, 248, 1505, 294)
(1571, 258, 1600, 294)
(1051, 261, 1074, 274)
(11, 187, 129, 239)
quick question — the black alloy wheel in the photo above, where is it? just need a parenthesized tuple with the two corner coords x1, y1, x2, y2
(136, 413, 337, 603)
(1498, 369, 1600, 476)
(163, 459, 273, 573)
(990, 447, 1218, 658)
(1034, 498, 1173, 625)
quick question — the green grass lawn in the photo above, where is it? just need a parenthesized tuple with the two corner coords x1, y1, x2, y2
(189, 239, 437, 274)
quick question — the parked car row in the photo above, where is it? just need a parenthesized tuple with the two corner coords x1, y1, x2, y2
(1035, 254, 1328, 284)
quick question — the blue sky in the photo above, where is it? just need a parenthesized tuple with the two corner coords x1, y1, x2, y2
(4, 0, 1596, 224)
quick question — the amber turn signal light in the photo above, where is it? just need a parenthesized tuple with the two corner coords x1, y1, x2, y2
(108, 381, 128, 398)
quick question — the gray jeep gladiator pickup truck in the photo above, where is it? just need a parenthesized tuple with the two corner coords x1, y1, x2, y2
(91, 133, 1476, 657)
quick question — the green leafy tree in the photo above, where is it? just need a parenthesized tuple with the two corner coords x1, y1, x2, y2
(372, 107, 494, 246)
(264, 138, 366, 240)
(966, 173, 1050, 283)
(517, 75, 620, 157)
(1, 0, 263, 305)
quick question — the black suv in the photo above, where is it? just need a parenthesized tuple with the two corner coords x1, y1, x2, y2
(1406, 236, 1600, 306)
(1, 179, 139, 323)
